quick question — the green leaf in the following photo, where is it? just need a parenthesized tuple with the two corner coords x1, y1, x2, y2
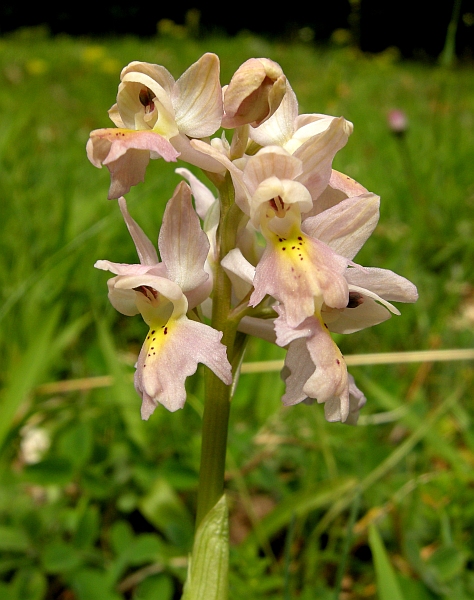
(95, 316, 147, 448)
(57, 422, 93, 468)
(73, 505, 100, 550)
(368, 524, 404, 600)
(0, 526, 29, 552)
(138, 478, 193, 550)
(41, 541, 82, 573)
(0, 582, 13, 600)
(109, 520, 134, 556)
(425, 545, 466, 582)
(398, 576, 436, 599)
(0, 310, 90, 454)
(128, 533, 166, 565)
(242, 477, 356, 548)
(10, 567, 47, 600)
(23, 457, 73, 485)
(71, 568, 122, 600)
(0, 309, 60, 452)
(182, 494, 229, 600)
(134, 573, 174, 600)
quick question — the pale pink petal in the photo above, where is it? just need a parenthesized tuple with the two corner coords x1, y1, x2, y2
(277, 310, 366, 424)
(242, 146, 303, 195)
(277, 312, 349, 420)
(221, 248, 255, 300)
(99, 130, 178, 164)
(94, 260, 157, 277)
(286, 116, 335, 154)
(302, 341, 348, 415)
(323, 296, 391, 334)
(343, 375, 367, 425)
(172, 134, 226, 174)
(108, 103, 125, 128)
(222, 58, 286, 128)
(329, 169, 369, 198)
(324, 373, 367, 425)
(346, 283, 400, 314)
(294, 113, 334, 131)
(302, 193, 380, 260)
(295, 117, 353, 201)
(120, 61, 175, 95)
(345, 267, 418, 303)
(237, 315, 276, 343)
(94, 262, 166, 316)
(118, 72, 176, 134)
(158, 182, 210, 295)
(175, 168, 217, 219)
(87, 128, 179, 199)
(280, 338, 316, 405)
(249, 83, 299, 147)
(250, 233, 349, 327)
(250, 177, 313, 229)
(321, 374, 366, 424)
(106, 277, 140, 316)
(135, 317, 232, 417)
(173, 53, 223, 138)
(221, 248, 255, 286)
(117, 198, 159, 266)
(190, 139, 250, 212)
(303, 170, 369, 218)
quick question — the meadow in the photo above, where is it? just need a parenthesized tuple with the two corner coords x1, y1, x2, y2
(0, 25, 473, 599)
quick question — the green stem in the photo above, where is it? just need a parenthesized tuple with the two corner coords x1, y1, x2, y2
(195, 174, 240, 527)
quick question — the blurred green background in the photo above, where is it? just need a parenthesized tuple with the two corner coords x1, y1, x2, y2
(0, 24, 473, 600)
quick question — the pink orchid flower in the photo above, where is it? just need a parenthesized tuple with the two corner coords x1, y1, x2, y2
(95, 183, 232, 418)
(87, 53, 224, 199)
(221, 171, 417, 423)
(222, 58, 287, 128)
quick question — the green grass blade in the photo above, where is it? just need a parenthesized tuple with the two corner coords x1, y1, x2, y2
(0, 308, 61, 451)
(368, 523, 404, 600)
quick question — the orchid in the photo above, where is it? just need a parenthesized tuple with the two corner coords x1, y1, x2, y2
(87, 53, 224, 199)
(222, 58, 287, 128)
(220, 169, 417, 423)
(89, 52, 418, 597)
(95, 184, 232, 418)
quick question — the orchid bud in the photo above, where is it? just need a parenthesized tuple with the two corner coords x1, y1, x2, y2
(222, 58, 286, 128)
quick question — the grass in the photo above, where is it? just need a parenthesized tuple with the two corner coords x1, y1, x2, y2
(0, 25, 473, 599)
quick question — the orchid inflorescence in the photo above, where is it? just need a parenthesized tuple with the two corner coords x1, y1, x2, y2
(88, 53, 417, 425)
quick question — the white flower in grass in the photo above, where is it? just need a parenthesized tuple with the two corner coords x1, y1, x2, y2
(95, 183, 232, 418)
